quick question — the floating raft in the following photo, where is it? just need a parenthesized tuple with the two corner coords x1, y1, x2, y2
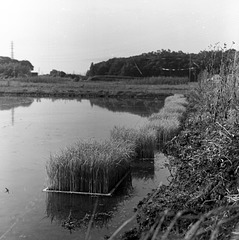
(43, 171, 131, 197)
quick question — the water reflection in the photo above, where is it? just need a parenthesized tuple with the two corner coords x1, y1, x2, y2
(0, 96, 168, 239)
(89, 97, 166, 117)
(45, 174, 132, 230)
(0, 97, 34, 126)
(131, 160, 155, 180)
(45, 158, 160, 234)
(0, 96, 33, 110)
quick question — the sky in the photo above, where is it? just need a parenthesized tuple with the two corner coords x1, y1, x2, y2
(0, 0, 238, 75)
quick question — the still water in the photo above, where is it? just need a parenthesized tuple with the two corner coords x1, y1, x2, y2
(0, 97, 170, 240)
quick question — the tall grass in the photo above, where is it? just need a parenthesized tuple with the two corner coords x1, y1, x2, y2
(191, 47, 239, 123)
(46, 139, 133, 194)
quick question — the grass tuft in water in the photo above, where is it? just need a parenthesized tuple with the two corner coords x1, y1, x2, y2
(46, 139, 133, 194)
(110, 126, 156, 160)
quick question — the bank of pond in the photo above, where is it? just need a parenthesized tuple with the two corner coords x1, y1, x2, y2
(45, 94, 188, 196)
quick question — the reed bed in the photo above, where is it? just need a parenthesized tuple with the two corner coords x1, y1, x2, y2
(46, 139, 133, 194)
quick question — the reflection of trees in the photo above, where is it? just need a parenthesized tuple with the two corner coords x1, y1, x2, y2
(45, 174, 132, 230)
(0, 97, 33, 110)
(131, 160, 155, 180)
(89, 98, 165, 117)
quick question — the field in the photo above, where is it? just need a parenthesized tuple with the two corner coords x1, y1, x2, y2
(0, 76, 196, 98)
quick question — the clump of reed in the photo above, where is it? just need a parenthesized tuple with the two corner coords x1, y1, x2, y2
(110, 126, 157, 160)
(110, 94, 188, 155)
(46, 139, 133, 194)
(146, 94, 188, 148)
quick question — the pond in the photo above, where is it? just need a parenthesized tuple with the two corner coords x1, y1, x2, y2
(0, 97, 170, 240)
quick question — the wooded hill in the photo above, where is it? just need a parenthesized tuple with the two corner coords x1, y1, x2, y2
(86, 49, 237, 81)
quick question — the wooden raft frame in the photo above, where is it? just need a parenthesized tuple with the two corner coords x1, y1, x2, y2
(43, 171, 131, 197)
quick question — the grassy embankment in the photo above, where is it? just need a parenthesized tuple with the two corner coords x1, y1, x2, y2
(0, 76, 196, 98)
(45, 94, 188, 195)
(118, 57, 239, 239)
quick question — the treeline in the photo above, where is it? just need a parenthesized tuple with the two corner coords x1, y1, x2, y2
(0, 57, 33, 78)
(49, 69, 85, 81)
(86, 49, 237, 81)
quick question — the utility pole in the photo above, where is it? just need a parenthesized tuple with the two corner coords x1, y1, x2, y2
(11, 41, 14, 59)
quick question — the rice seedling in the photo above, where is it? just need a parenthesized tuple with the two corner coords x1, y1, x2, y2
(135, 126, 157, 159)
(110, 94, 188, 155)
(145, 94, 188, 149)
(164, 93, 187, 103)
(148, 109, 180, 121)
(110, 126, 157, 160)
(46, 139, 133, 194)
(146, 118, 180, 149)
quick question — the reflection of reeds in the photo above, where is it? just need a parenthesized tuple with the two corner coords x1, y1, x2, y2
(130, 160, 155, 180)
(46, 174, 132, 227)
(46, 139, 133, 194)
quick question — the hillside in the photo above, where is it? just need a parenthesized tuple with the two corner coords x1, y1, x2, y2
(86, 49, 237, 81)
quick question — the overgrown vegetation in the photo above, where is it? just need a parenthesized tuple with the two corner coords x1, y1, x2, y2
(121, 46, 239, 240)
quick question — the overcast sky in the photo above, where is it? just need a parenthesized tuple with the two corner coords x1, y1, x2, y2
(0, 0, 238, 74)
